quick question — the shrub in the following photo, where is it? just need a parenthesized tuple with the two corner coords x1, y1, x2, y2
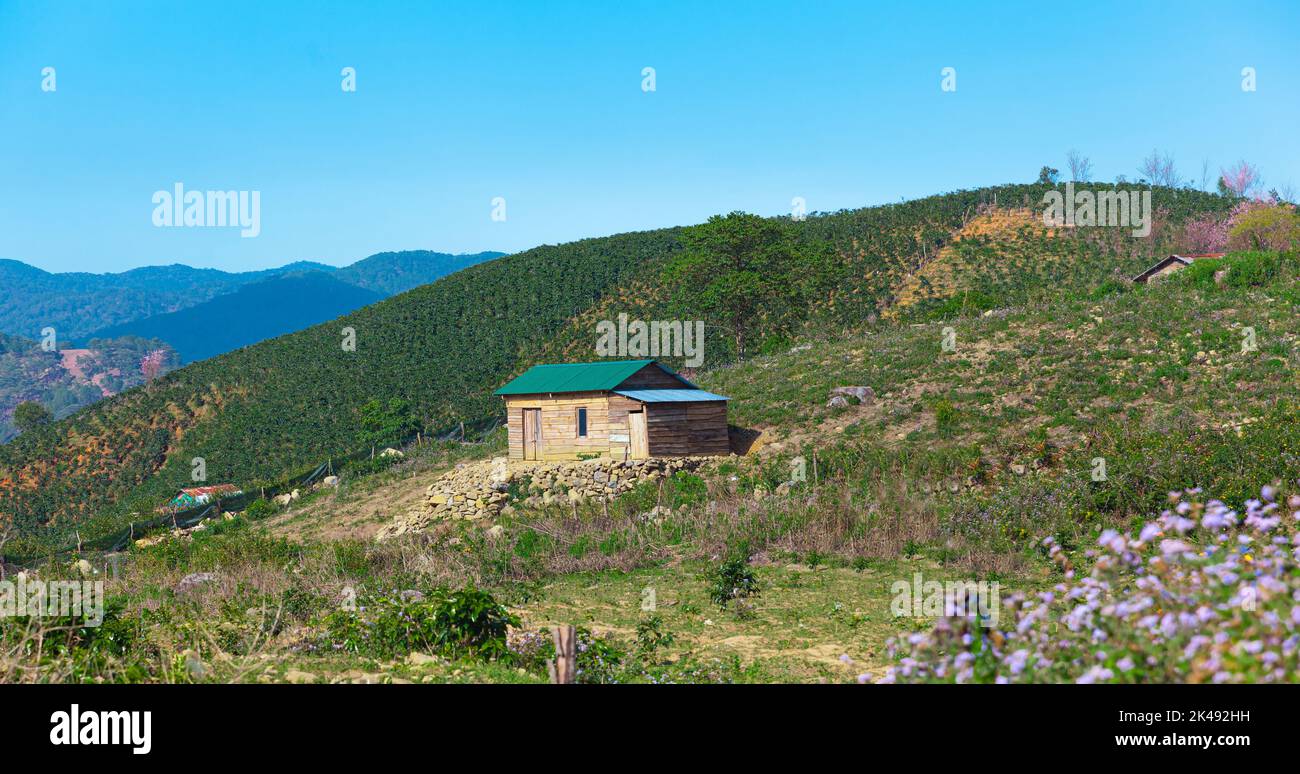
(242, 499, 275, 520)
(1221, 250, 1285, 288)
(0, 599, 154, 683)
(427, 586, 520, 659)
(573, 627, 629, 684)
(1227, 203, 1300, 252)
(704, 547, 760, 609)
(323, 585, 518, 660)
(1088, 278, 1127, 300)
(331, 540, 371, 578)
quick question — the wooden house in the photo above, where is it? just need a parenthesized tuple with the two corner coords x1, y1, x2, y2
(495, 360, 729, 460)
(1132, 253, 1225, 284)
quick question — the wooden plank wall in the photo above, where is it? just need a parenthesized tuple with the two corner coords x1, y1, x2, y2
(504, 392, 626, 460)
(616, 363, 689, 389)
(646, 401, 730, 456)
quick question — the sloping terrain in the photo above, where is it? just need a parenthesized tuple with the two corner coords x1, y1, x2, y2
(0, 230, 679, 549)
(4, 205, 1293, 685)
(0, 259, 326, 341)
(0, 184, 1237, 553)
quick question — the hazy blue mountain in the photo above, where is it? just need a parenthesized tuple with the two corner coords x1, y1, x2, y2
(0, 250, 502, 341)
(84, 272, 385, 363)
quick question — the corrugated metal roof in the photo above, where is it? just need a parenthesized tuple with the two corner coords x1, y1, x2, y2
(614, 388, 728, 403)
(495, 360, 658, 395)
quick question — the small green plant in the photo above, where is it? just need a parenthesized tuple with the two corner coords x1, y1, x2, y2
(506, 475, 533, 502)
(933, 398, 958, 434)
(635, 614, 676, 655)
(704, 547, 761, 609)
(573, 628, 628, 684)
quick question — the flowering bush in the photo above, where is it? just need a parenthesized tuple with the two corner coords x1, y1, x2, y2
(1227, 202, 1300, 252)
(879, 486, 1300, 683)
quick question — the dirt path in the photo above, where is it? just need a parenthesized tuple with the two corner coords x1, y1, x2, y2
(258, 466, 451, 542)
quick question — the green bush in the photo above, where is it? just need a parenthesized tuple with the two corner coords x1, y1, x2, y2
(242, 499, 275, 520)
(323, 585, 518, 660)
(1089, 278, 1127, 299)
(704, 547, 760, 609)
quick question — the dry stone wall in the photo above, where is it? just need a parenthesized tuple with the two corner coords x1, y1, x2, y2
(376, 456, 710, 540)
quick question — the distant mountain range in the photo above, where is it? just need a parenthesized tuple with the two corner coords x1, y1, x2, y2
(0, 250, 502, 439)
(0, 250, 504, 342)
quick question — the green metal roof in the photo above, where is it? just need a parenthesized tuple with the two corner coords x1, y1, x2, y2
(495, 360, 692, 395)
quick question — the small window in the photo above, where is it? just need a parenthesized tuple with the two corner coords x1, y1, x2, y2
(577, 407, 588, 437)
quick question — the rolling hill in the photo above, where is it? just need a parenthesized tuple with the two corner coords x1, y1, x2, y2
(0, 183, 1250, 553)
(0, 250, 502, 341)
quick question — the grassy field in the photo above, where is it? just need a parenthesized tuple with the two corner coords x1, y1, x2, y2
(3, 250, 1295, 684)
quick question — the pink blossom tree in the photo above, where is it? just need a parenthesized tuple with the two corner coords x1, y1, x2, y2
(1219, 161, 1262, 199)
(1178, 213, 1228, 253)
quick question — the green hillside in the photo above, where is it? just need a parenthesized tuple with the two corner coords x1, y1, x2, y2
(0, 183, 1245, 554)
(0, 229, 678, 550)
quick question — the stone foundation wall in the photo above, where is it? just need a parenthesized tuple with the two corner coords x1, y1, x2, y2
(376, 456, 709, 540)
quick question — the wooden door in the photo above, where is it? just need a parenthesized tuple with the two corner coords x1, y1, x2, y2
(523, 408, 541, 460)
(628, 410, 649, 459)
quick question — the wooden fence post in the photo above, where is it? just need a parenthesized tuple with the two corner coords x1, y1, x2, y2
(548, 625, 576, 684)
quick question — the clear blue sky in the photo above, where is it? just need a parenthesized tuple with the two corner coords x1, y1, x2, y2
(1, 0, 1297, 274)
